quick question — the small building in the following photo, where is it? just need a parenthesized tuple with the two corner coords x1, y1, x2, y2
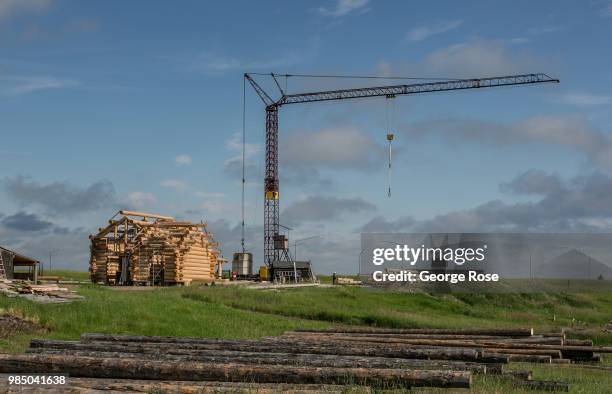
(0, 246, 39, 282)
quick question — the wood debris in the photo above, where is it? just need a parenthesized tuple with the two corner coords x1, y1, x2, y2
(0, 279, 83, 303)
(335, 277, 362, 285)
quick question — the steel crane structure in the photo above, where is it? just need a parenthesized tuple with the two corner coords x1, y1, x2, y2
(245, 72, 559, 269)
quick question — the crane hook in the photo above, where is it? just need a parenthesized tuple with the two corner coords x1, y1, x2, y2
(387, 133, 394, 198)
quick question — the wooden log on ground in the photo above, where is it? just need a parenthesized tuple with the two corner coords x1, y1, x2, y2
(30, 339, 486, 362)
(284, 332, 561, 343)
(280, 336, 562, 351)
(563, 339, 593, 346)
(503, 354, 552, 363)
(482, 348, 561, 358)
(274, 334, 612, 355)
(267, 337, 562, 358)
(292, 328, 535, 337)
(560, 349, 595, 360)
(0, 354, 472, 389)
(28, 348, 493, 374)
(71, 337, 483, 361)
(551, 358, 571, 364)
(0, 374, 370, 394)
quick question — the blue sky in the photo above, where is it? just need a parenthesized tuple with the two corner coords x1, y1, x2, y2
(2, 0, 612, 273)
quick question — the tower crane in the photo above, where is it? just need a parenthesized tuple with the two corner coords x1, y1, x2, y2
(245, 72, 559, 274)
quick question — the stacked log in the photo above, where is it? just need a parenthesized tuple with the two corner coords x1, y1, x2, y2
(2, 327, 603, 391)
(89, 211, 224, 285)
(284, 328, 610, 364)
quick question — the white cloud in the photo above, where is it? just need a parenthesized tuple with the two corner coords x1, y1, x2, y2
(174, 154, 192, 166)
(127, 191, 156, 208)
(283, 195, 376, 227)
(223, 133, 260, 179)
(282, 127, 383, 171)
(507, 37, 530, 45)
(226, 133, 259, 158)
(0, 76, 79, 95)
(558, 93, 611, 107)
(527, 26, 562, 34)
(601, 3, 612, 17)
(406, 20, 463, 42)
(406, 114, 612, 171)
(187, 43, 318, 74)
(0, 0, 51, 21)
(318, 0, 369, 17)
(423, 39, 542, 77)
(195, 191, 226, 198)
(160, 179, 187, 189)
(198, 201, 236, 214)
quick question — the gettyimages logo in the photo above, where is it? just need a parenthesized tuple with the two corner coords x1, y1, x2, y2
(372, 244, 487, 266)
(369, 243, 498, 284)
(361, 233, 612, 292)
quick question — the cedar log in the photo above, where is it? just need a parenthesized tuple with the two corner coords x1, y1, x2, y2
(0, 354, 472, 389)
(27, 348, 494, 374)
(293, 328, 534, 336)
(30, 339, 486, 363)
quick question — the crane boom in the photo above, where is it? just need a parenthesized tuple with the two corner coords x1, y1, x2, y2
(244, 72, 559, 270)
(278, 73, 558, 105)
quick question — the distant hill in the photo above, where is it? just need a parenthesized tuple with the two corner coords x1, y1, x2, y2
(536, 249, 612, 279)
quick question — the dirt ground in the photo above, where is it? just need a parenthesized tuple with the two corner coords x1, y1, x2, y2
(0, 313, 47, 339)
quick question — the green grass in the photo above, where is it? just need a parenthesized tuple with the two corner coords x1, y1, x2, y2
(1, 273, 611, 393)
(39, 269, 90, 281)
(473, 363, 612, 394)
(0, 285, 330, 353)
(184, 286, 612, 344)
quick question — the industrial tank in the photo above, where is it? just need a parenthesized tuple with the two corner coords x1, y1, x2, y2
(232, 252, 253, 276)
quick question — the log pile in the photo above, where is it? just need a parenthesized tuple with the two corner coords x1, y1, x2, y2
(0, 327, 605, 391)
(0, 279, 83, 303)
(335, 277, 362, 285)
(286, 327, 611, 364)
(89, 210, 225, 285)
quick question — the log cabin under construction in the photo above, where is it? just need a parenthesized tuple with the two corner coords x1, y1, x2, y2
(89, 210, 226, 286)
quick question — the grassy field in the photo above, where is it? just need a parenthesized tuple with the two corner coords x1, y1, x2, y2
(1, 273, 611, 393)
(186, 285, 612, 345)
(40, 269, 90, 281)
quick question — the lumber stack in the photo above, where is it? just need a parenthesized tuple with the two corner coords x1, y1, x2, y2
(335, 276, 362, 285)
(0, 279, 83, 303)
(89, 210, 225, 285)
(2, 327, 605, 391)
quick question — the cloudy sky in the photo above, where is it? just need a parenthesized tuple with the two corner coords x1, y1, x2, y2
(2, 0, 612, 273)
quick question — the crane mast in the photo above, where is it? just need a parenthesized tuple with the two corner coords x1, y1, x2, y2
(245, 73, 559, 269)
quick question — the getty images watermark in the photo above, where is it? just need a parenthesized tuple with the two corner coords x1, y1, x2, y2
(370, 242, 499, 284)
(359, 233, 612, 292)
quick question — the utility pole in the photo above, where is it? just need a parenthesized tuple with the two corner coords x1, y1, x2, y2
(49, 249, 60, 273)
(293, 235, 323, 261)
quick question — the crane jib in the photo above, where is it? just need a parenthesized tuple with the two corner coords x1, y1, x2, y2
(277, 73, 559, 106)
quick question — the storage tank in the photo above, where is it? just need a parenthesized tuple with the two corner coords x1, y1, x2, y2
(232, 252, 253, 276)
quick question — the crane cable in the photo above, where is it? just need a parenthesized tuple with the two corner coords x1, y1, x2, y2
(241, 76, 246, 253)
(385, 97, 395, 198)
(247, 72, 462, 81)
